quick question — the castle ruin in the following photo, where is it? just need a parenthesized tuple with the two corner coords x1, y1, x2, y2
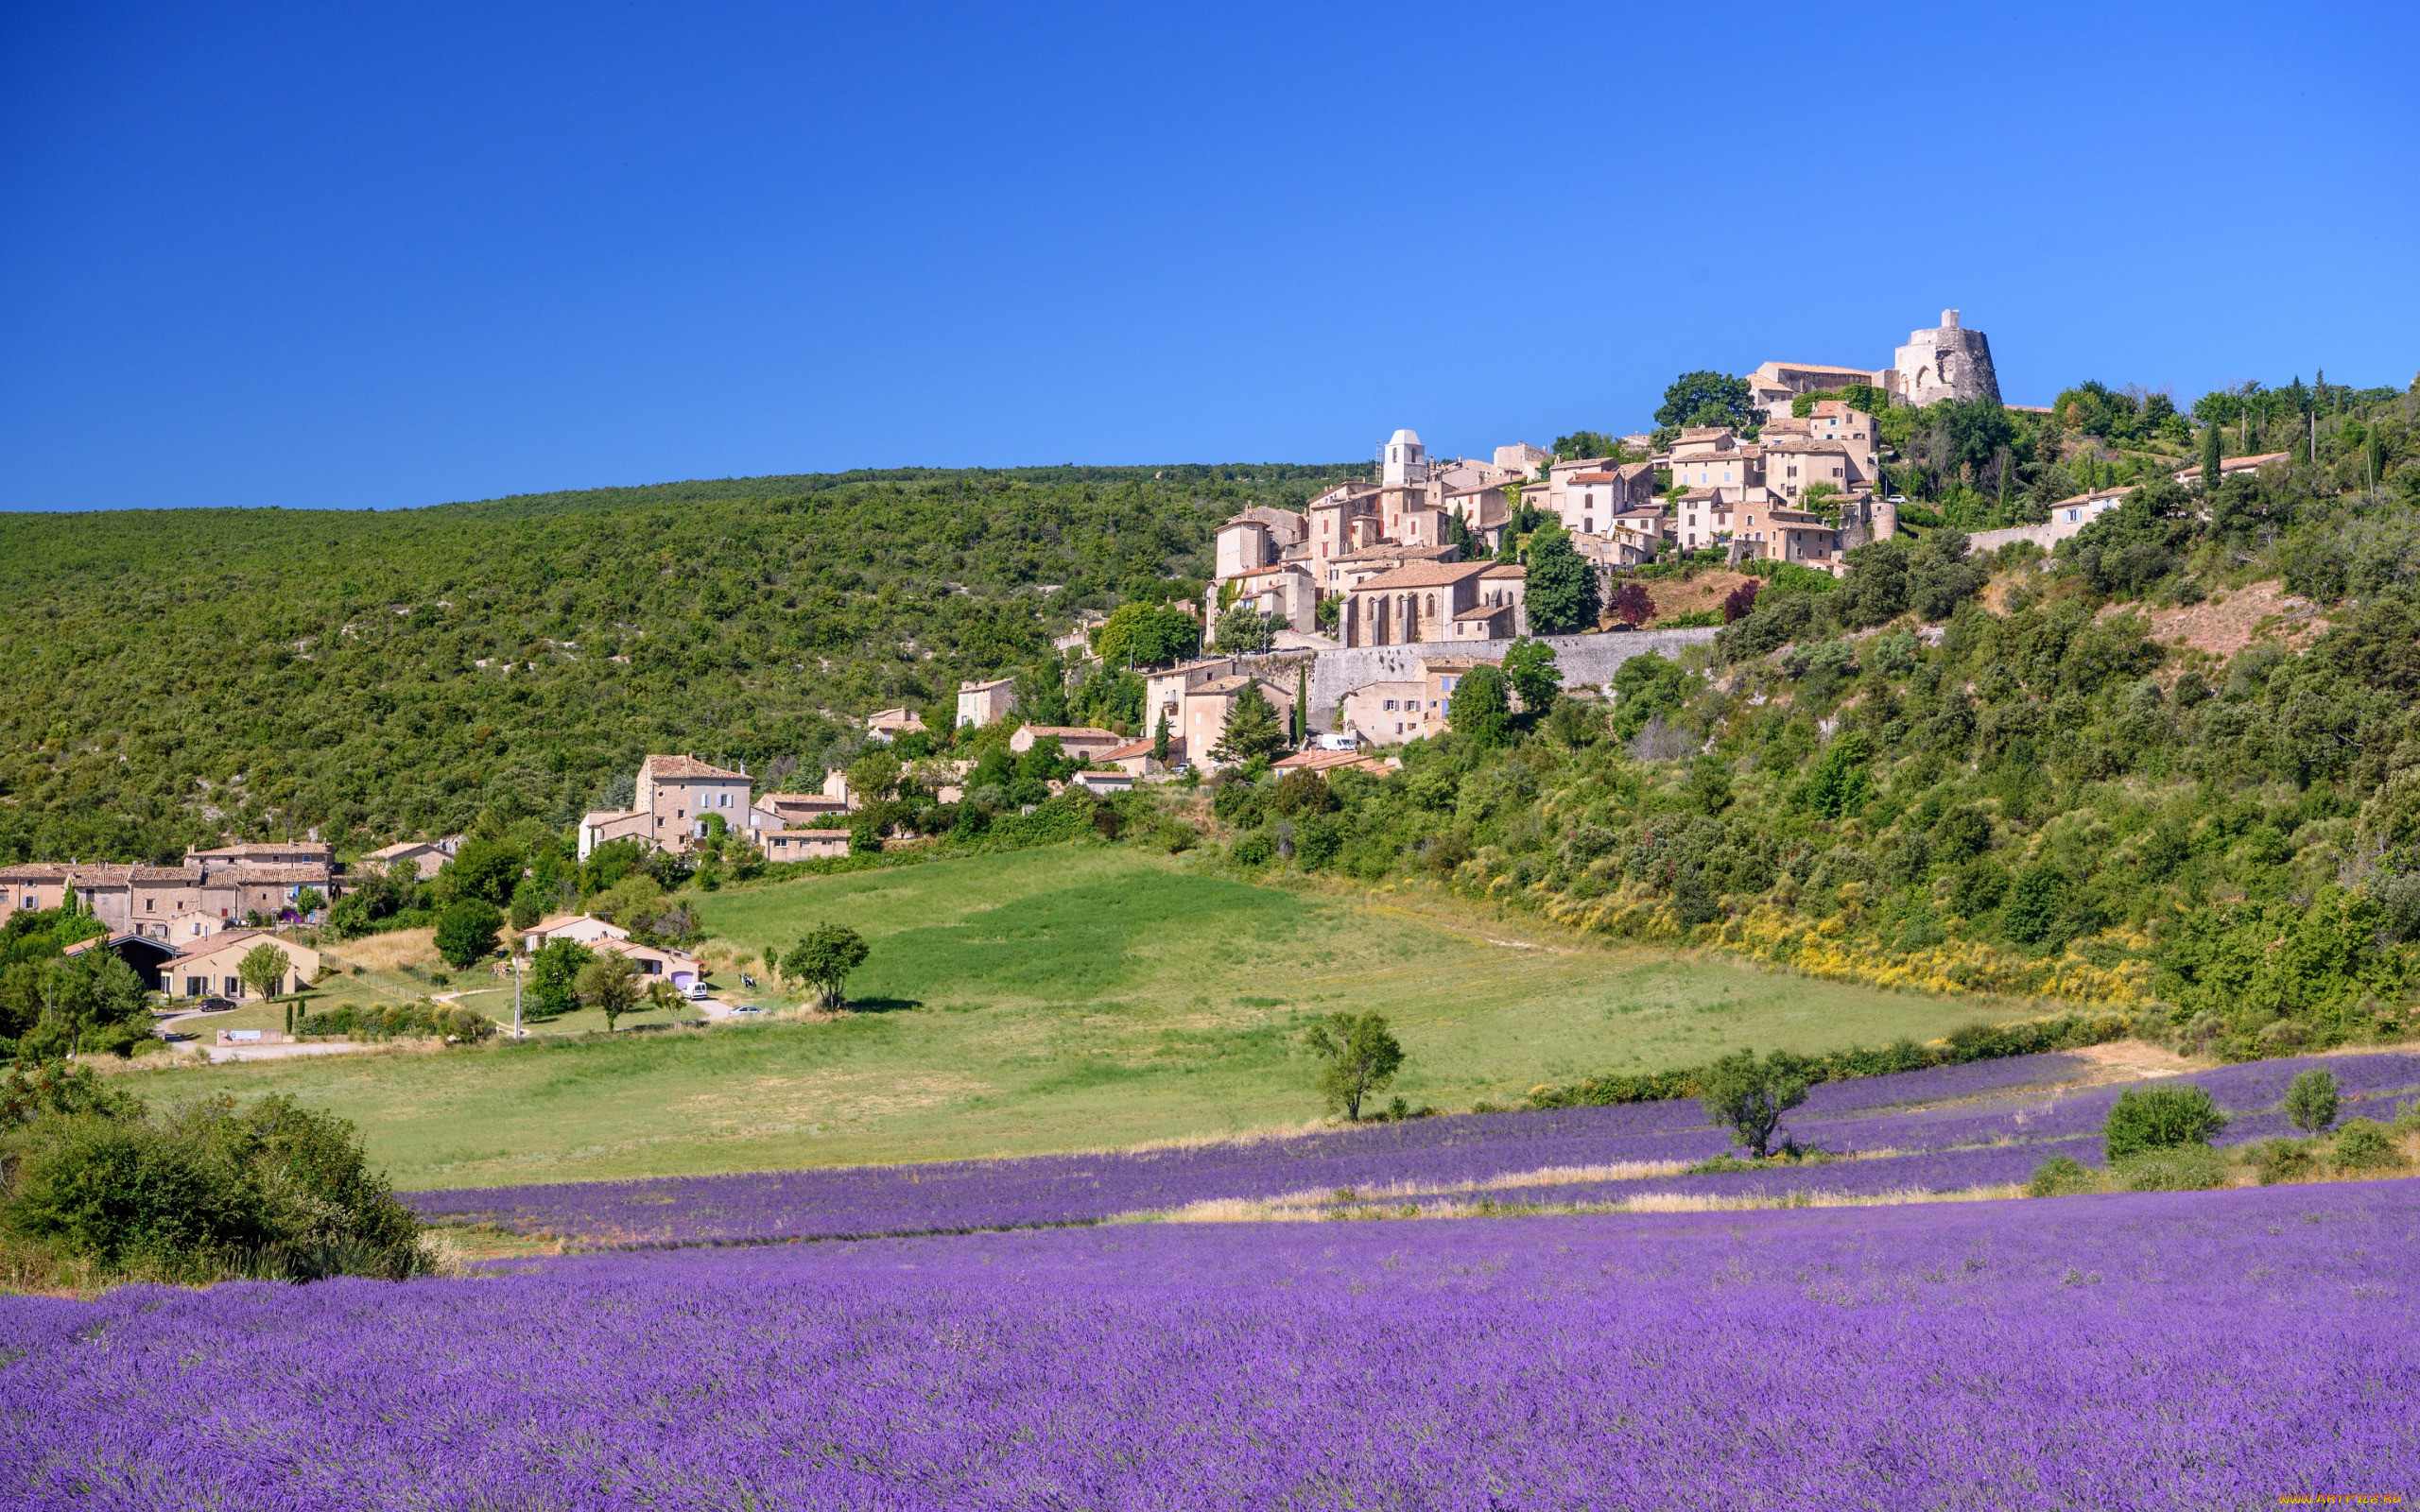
(1890, 309, 2000, 407)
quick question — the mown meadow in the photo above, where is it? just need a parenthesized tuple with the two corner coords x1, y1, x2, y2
(127, 848, 1998, 1188)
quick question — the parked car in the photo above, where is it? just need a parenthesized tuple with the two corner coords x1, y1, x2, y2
(728, 1005, 763, 1016)
(686, 982, 712, 1001)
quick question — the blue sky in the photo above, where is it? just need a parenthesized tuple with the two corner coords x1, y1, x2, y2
(4, 1, 2415, 512)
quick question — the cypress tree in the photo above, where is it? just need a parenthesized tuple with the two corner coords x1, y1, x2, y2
(2200, 421, 2221, 491)
(1293, 663, 1309, 746)
(1151, 714, 1169, 765)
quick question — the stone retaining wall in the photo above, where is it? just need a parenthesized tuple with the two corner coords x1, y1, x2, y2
(1236, 627, 1722, 732)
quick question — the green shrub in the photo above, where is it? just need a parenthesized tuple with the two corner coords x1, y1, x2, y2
(2395, 1099, 2420, 1136)
(2103, 1083, 2229, 1160)
(298, 1000, 493, 1043)
(2247, 1137, 2317, 1186)
(2283, 1068, 2340, 1134)
(2, 1092, 424, 1282)
(2026, 1155, 2101, 1196)
(2330, 1117, 2407, 1172)
(2111, 1144, 2232, 1192)
(1230, 831, 1275, 867)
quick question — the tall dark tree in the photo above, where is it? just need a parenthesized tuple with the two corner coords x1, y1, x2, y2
(1211, 681, 1286, 765)
(2201, 421, 2222, 491)
(1447, 664, 1512, 748)
(1524, 520, 1600, 634)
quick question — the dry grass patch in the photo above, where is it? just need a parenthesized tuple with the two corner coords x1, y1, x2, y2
(325, 928, 439, 973)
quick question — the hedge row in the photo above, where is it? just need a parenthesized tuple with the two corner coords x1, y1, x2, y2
(1525, 1011, 2137, 1109)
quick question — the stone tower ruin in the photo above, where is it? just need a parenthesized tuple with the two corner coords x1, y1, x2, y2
(1892, 309, 2000, 407)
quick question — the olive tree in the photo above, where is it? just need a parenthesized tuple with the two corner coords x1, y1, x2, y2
(1698, 1047, 1808, 1158)
(575, 952, 643, 1032)
(786, 924, 871, 1011)
(1303, 1010, 1404, 1122)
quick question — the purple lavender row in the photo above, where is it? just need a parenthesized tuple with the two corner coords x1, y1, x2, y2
(405, 1050, 2420, 1247)
(6, 1183, 2415, 1507)
(1409, 1139, 2091, 1211)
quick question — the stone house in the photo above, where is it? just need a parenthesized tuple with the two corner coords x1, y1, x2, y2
(0, 861, 340, 936)
(865, 708, 926, 741)
(1548, 463, 1657, 537)
(1009, 726, 1127, 762)
(1340, 657, 1497, 744)
(1183, 674, 1297, 767)
(1214, 507, 1311, 581)
(1143, 658, 1239, 747)
(364, 837, 459, 882)
(519, 913, 631, 952)
(956, 677, 1019, 729)
(160, 929, 320, 1002)
(1098, 736, 1176, 776)
(1226, 558, 1322, 633)
(579, 754, 755, 861)
(1340, 560, 1510, 648)
(761, 830, 852, 863)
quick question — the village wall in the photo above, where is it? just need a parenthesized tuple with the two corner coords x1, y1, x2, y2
(1235, 627, 1721, 732)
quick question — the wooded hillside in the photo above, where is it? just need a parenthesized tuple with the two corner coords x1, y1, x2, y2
(0, 464, 1361, 861)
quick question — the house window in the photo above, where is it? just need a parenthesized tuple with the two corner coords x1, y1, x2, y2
(186, 976, 205, 997)
(146, 898, 155, 912)
(226, 976, 242, 997)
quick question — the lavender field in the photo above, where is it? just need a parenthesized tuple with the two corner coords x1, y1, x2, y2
(5, 1182, 2415, 1508)
(407, 1049, 2420, 1247)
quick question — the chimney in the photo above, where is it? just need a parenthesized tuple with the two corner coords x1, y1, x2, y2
(1942, 309, 1960, 329)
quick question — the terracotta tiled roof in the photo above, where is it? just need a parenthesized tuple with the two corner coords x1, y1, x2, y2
(1479, 563, 1527, 578)
(1020, 726, 1122, 741)
(1353, 561, 1492, 593)
(224, 865, 333, 884)
(643, 755, 750, 781)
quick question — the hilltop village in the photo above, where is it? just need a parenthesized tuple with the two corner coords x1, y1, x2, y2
(2, 305, 2364, 1022)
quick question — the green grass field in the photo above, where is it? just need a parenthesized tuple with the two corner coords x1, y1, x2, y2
(127, 847, 2011, 1189)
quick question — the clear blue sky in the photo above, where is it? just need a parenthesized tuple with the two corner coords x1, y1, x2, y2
(5, 1, 2415, 511)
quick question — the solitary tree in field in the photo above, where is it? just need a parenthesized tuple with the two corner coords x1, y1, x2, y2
(238, 942, 293, 1003)
(575, 952, 643, 1032)
(1304, 1010, 1405, 1122)
(786, 924, 871, 1011)
(1698, 1048, 1808, 1158)
(2285, 1069, 2339, 1134)
(646, 979, 686, 1016)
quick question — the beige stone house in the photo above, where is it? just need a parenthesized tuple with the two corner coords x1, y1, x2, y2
(760, 830, 851, 863)
(160, 929, 320, 1002)
(1747, 360, 1888, 422)
(1144, 658, 1238, 747)
(865, 708, 926, 741)
(1009, 725, 1126, 762)
(579, 754, 756, 861)
(1340, 560, 1512, 647)
(519, 913, 631, 952)
(0, 860, 340, 936)
(364, 837, 459, 882)
(1099, 735, 1176, 776)
(1214, 507, 1311, 582)
(1226, 559, 1322, 633)
(1183, 674, 1297, 767)
(1340, 657, 1497, 744)
(957, 677, 1019, 729)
